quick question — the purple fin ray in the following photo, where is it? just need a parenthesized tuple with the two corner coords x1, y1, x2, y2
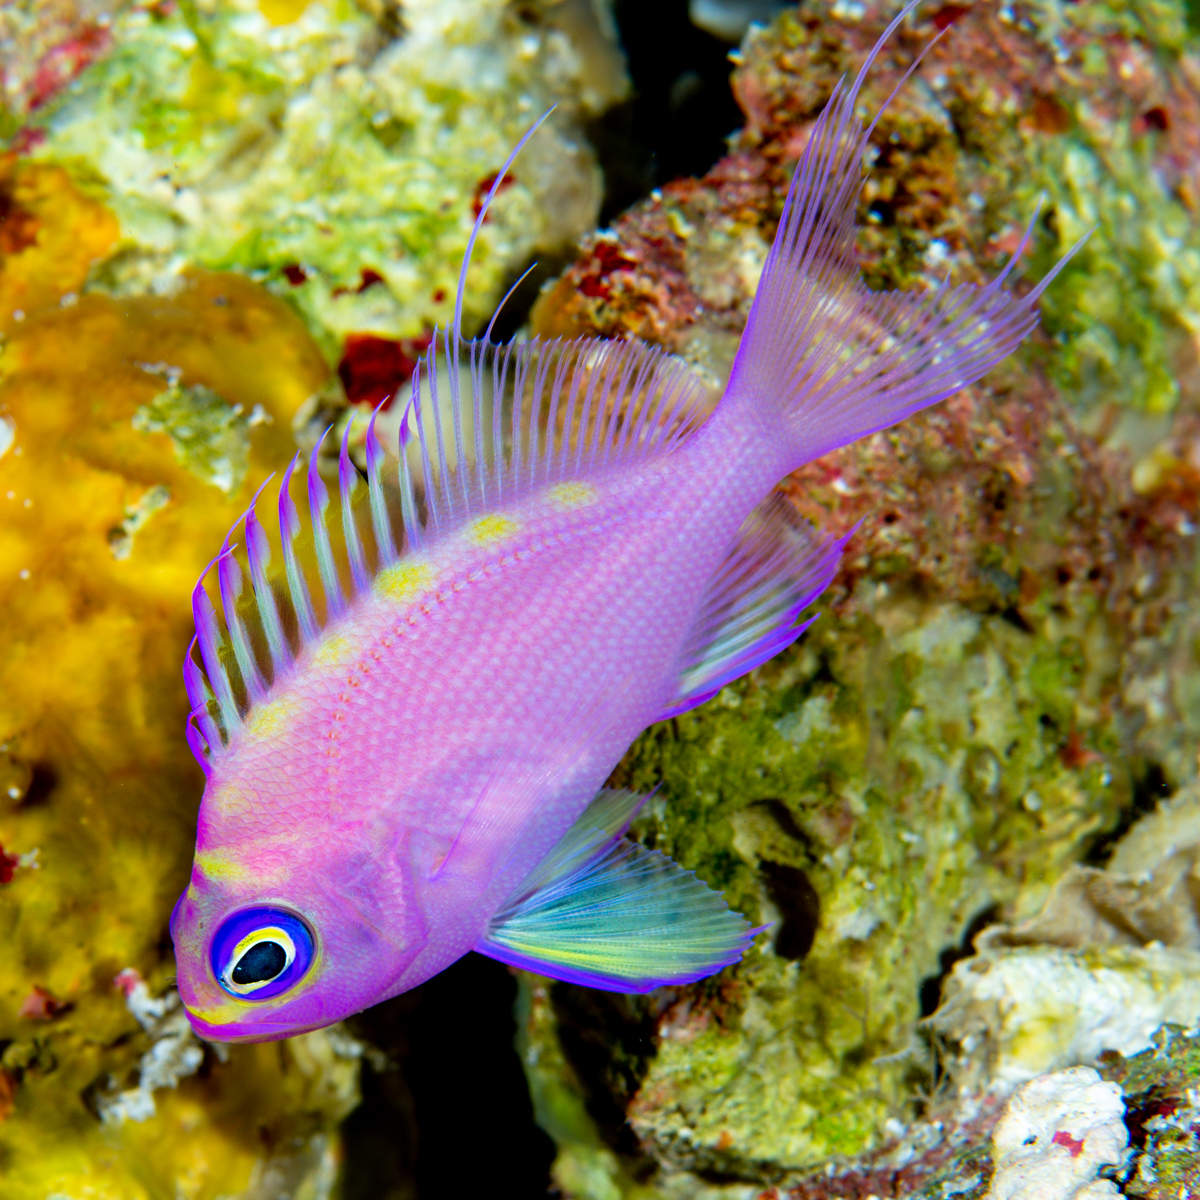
(245, 479, 291, 677)
(191, 565, 240, 736)
(185, 713, 213, 777)
(183, 635, 222, 754)
(307, 428, 345, 621)
(338, 418, 370, 595)
(216, 543, 267, 705)
(365, 400, 397, 568)
(280, 452, 320, 645)
(477, 788, 758, 993)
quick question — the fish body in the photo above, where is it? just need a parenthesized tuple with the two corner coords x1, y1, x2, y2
(177, 401, 789, 1039)
(171, 0, 1084, 1041)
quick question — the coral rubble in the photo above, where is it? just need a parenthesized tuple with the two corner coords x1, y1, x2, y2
(20, 0, 626, 357)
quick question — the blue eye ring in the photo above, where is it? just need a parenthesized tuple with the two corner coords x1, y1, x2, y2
(210, 907, 315, 1001)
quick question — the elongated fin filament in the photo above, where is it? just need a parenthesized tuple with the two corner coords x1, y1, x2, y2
(307, 429, 345, 620)
(280, 453, 319, 646)
(339, 418, 370, 595)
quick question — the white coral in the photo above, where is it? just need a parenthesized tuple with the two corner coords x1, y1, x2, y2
(986, 1067, 1127, 1200)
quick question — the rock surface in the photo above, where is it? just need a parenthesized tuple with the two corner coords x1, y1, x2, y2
(520, 0, 1200, 1194)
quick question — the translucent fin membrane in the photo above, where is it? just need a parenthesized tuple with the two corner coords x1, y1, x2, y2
(659, 497, 855, 720)
(181, 332, 714, 772)
(726, 0, 1090, 467)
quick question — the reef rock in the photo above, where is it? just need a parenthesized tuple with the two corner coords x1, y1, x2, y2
(521, 0, 1200, 1194)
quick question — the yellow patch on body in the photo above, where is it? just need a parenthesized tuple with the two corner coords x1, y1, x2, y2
(466, 514, 520, 545)
(205, 784, 255, 819)
(547, 481, 599, 509)
(310, 633, 358, 669)
(375, 561, 436, 605)
(243, 696, 295, 741)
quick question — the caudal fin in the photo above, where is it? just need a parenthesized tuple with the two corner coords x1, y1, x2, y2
(724, 0, 1087, 470)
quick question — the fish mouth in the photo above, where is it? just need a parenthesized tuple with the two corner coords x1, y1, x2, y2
(183, 1004, 327, 1044)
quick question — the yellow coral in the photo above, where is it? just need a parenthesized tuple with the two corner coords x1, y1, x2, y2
(0, 157, 119, 337)
(0, 247, 352, 1194)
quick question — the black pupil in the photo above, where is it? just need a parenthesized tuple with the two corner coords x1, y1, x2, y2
(232, 940, 287, 984)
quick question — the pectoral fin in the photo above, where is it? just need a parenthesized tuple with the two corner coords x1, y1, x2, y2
(476, 790, 760, 992)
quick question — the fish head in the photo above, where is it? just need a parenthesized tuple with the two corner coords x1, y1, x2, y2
(170, 777, 425, 1042)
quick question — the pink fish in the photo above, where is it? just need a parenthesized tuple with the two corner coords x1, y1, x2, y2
(170, 1, 1083, 1042)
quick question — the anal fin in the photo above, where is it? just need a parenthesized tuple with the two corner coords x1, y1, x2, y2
(476, 790, 758, 993)
(660, 496, 851, 720)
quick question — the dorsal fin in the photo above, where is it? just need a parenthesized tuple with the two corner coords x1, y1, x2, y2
(658, 497, 852, 721)
(182, 111, 717, 776)
(182, 337, 715, 772)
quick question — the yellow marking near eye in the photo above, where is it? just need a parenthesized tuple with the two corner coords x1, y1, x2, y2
(376, 561, 435, 605)
(194, 849, 251, 883)
(187, 1000, 256, 1023)
(244, 697, 294, 741)
(467, 514, 519, 545)
(548, 481, 599, 509)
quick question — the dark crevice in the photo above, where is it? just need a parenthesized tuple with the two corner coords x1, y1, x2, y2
(550, 985, 660, 1172)
(588, 0, 747, 225)
(758, 860, 821, 961)
(339, 953, 555, 1200)
(1082, 760, 1172, 867)
(918, 904, 1003, 1018)
(18, 762, 57, 808)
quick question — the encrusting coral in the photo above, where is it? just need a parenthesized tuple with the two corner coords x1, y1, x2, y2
(19, 0, 627, 362)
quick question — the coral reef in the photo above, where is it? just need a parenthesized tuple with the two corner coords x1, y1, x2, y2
(0, 251, 368, 1194)
(521, 0, 1200, 1194)
(4, 0, 1200, 1195)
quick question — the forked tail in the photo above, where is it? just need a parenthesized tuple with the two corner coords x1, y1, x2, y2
(724, 0, 1089, 472)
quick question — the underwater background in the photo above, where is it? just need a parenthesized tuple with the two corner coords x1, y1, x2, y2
(1, 0, 1199, 1196)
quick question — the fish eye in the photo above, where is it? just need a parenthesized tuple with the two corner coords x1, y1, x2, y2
(210, 907, 315, 1001)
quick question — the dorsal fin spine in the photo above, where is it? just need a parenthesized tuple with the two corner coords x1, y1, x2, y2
(217, 545, 267, 704)
(410, 366, 439, 534)
(491, 345, 512, 505)
(425, 333, 450, 526)
(470, 340, 488, 502)
(279, 453, 320, 645)
(185, 714, 213, 777)
(396, 378, 422, 550)
(245, 486, 291, 676)
(307, 429, 345, 620)
(574, 343, 608, 473)
(601, 347, 638, 465)
(506, 345, 529, 492)
(526, 341, 557, 487)
(366, 400, 397, 568)
(444, 327, 470, 513)
(544, 348, 574, 484)
(192, 573, 241, 734)
(183, 635, 223, 751)
(339, 418, 371, 595)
